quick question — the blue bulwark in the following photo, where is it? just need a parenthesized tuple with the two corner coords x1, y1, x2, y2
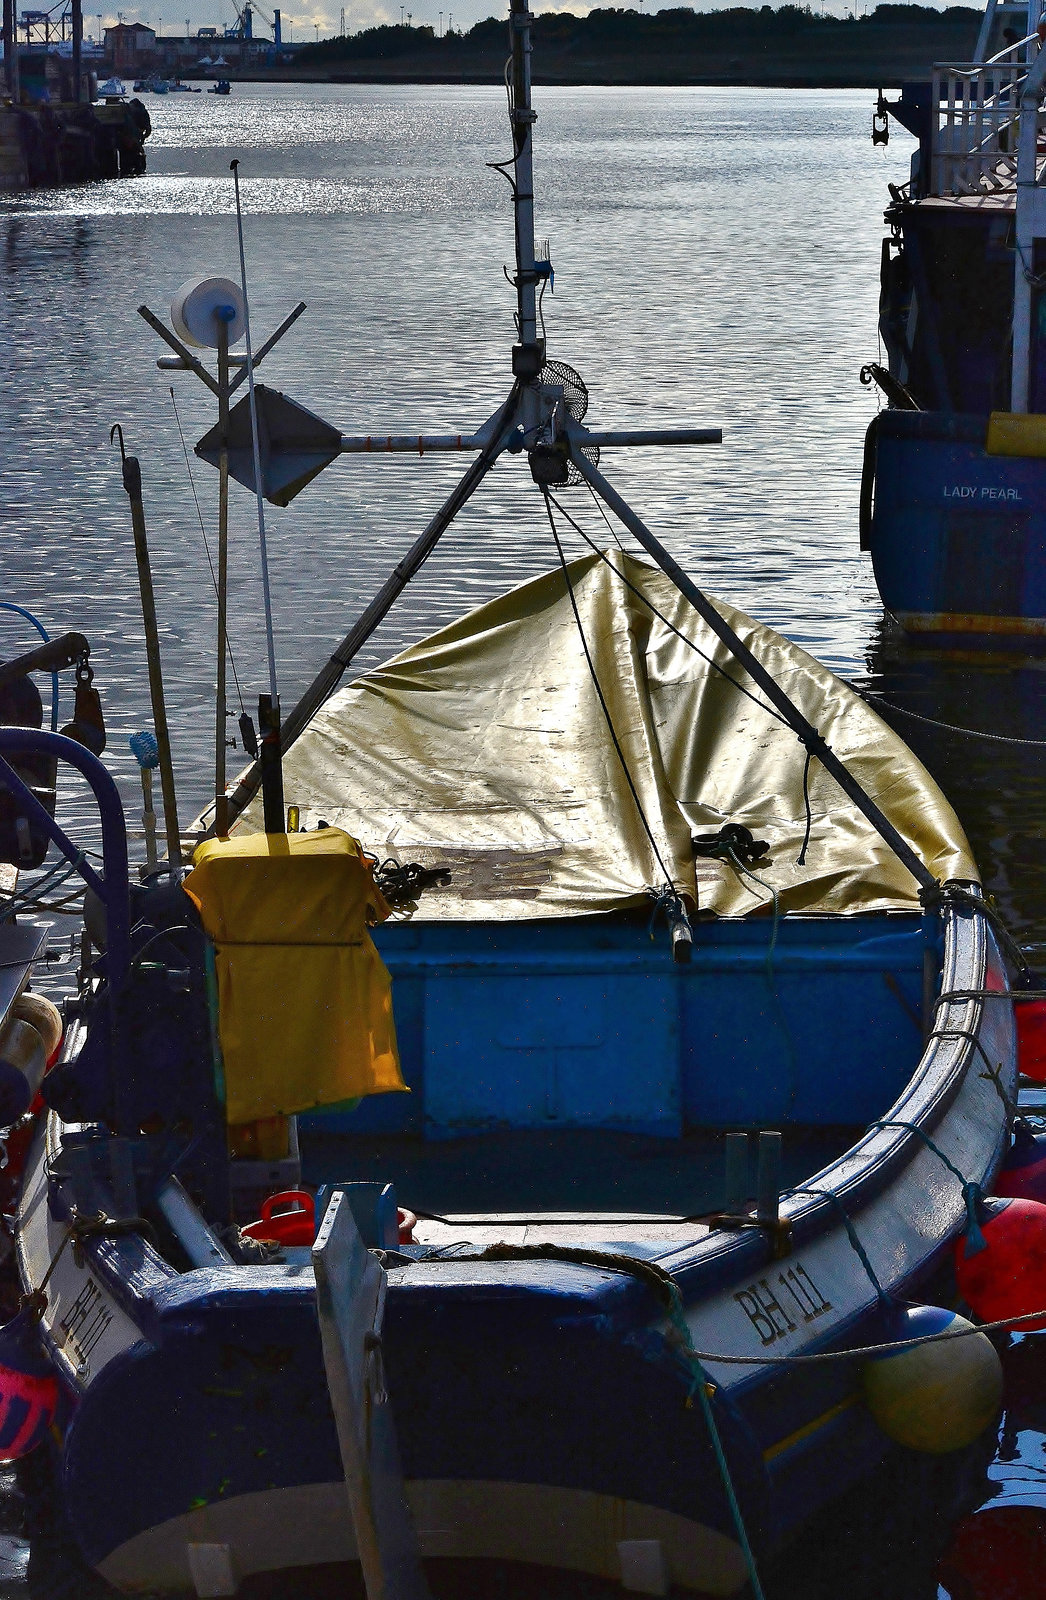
(303, 915, 925, 1140)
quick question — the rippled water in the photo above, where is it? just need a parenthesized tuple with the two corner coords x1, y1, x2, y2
(2, 80, 1046, 1599)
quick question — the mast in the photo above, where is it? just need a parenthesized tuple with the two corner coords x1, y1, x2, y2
(508, 0, 544, 440)
(167, 4, 935, 896)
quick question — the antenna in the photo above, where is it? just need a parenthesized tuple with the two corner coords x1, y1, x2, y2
(230, 157, 285, 833)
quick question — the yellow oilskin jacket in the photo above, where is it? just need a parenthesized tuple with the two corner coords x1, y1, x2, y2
(182, 827, 405, 1125)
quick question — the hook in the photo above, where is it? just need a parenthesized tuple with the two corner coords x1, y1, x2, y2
(109, 422, 127, 464)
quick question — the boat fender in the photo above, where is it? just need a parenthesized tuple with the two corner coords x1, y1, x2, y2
(858, 414, 879, 552)
(993, 1126, 1046, 1204)
(1014, 996, 1046, 1082)
(0, 1012, 51, 1126)
(940, 1504, 1046, 1600)
(862, 1303, 1002, 1453)
(0, 1301, 58, 1462)
(11, 993, 62, 1066)
(954, 1195, 1046, 1331)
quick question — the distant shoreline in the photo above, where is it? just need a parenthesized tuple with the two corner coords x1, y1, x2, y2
(186, 9, 980, 93)
(215, 68, 954, 87)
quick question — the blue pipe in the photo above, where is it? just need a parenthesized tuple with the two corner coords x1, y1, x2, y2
(0, 729, 130, 995)
(0, 602, 60, 731)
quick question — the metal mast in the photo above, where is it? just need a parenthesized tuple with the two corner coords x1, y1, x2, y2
(171, 2, 935, 896)
(507, 0, 544, 440)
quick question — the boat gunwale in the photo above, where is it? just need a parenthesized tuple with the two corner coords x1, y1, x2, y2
(20, 898, 1014, 1381)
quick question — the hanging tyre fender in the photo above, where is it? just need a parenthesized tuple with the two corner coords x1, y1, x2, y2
(859, 412, 881, 552)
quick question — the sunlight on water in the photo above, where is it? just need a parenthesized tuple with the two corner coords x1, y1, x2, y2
(4, 79, 1046, 1600)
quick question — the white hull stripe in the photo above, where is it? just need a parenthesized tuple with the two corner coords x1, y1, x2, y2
(97, 1478, 748, 1597)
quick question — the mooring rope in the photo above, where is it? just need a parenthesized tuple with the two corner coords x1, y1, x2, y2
(859, 691, 1046, 748)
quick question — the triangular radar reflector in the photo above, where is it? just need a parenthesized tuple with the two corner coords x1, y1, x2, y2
(195, 385, 342, 507)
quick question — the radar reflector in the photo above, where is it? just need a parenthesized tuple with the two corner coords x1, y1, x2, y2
(195, 385, 342, 506)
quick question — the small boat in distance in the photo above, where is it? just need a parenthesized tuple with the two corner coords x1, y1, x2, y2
(95, 76, 126, 98)
(208, 77, 231, 94)
(863, 0, 1046, 643)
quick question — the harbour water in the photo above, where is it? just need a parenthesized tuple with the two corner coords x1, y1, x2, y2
(2, 79, 1046, 1598)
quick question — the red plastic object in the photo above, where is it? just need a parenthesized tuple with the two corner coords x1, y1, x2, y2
(242, 1190, 315, 1246)
(1016, 999, 1046, 1083)
(0, 1304, 59, 1462)
(994, 1132, 1046, 1204)
(243, 1190, 418, 1246)
(940, 1505, 1046, 1600)
(955, 1195, 1046, 1332)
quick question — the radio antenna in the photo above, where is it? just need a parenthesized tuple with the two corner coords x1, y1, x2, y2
(231, 157, 284, 830)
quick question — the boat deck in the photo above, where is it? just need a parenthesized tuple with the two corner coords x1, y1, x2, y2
(301, 1124, 863, 1236)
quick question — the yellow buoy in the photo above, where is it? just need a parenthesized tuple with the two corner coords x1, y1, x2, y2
(862, 1304, 1002, 1454)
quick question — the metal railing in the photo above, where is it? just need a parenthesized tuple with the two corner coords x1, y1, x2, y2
(930, 36, 1044, 196)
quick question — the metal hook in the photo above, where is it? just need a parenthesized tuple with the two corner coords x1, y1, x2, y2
(110, 423, 127, 464)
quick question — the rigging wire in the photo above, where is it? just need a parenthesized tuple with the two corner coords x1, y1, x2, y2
(547, 489, 793, 732)
(541, 489, 681, 898)
(231, 158, 279, 707)
(583, 480, 625, 551)
(168, 388, 247, 715)
(857, 688, 1046, 748)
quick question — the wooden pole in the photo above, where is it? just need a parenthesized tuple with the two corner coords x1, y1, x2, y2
(112, 429, 183, 866)
(3, 0, 20, 103)
(71, 0, 82, 102)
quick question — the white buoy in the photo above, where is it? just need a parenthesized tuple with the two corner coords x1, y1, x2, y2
(170, 275, 246, 350)
(862, 1303, 1003, 1453)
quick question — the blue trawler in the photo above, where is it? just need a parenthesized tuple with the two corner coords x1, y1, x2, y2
(863, 0, 1046, 641)
(0, 6, 1028, 1596)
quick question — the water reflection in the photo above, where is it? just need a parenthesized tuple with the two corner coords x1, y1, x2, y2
(2, 80, 1046, 1600)
(858, 625, 1046, 950)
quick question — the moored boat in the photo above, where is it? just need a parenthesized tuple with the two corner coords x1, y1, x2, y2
(0, 7, 1029, 1598)
(863, 0, 1046, 642)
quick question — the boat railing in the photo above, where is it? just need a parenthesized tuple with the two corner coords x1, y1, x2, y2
(930, 40, 1045, 195)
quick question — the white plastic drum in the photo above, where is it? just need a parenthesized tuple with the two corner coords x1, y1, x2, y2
(171, 275, 246, 350)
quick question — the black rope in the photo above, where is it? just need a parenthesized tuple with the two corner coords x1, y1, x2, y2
(541, 490, 683, 907)
(584, 480, 625, 552)
(546, 490, 792, 733)
(922, 883, 1032, 979)
(797, 747, 814, 867)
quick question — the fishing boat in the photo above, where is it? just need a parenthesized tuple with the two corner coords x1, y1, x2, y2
(0, 6, 1028, 1598)
(862, 0, 1046, 642)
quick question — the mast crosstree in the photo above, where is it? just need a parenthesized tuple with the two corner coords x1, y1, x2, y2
(144, 0, 935, 895)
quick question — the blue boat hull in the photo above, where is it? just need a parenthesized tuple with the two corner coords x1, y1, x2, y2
(16, 905, 1016, 1596)
(863, 410, 1046, 639)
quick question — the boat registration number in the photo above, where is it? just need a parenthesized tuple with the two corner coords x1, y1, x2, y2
(734, 1265, 832, 1346)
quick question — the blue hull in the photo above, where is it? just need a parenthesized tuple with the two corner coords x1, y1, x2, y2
(863, 410, 1046, 639)
(16, 906, 1016, 1595)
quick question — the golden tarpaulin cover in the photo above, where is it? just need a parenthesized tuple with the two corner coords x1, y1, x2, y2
(182, 829, 405, 1123)
(239, 549, 977, 920)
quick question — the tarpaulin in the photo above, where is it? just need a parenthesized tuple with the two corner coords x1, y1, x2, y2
(237, 549, 976, 920)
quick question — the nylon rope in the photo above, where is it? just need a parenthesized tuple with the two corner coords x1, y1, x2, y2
(541, 490, 684, 908)
(858, 689, 1046, 748)
(783, 1187, 890, 1305)
(864, 1118, 987, 1253)
(547, 489, 792, 732)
